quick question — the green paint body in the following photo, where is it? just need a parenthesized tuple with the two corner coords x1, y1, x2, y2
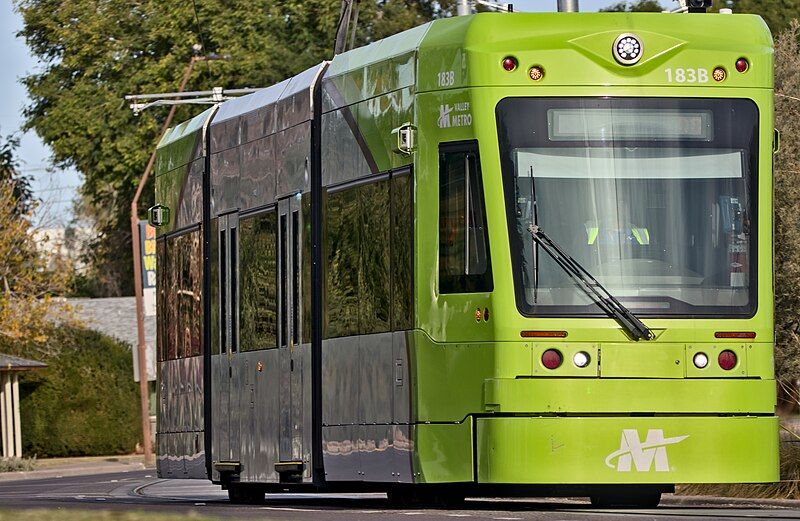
(403, 13, 776, 485)
(155, 12, 778, 486)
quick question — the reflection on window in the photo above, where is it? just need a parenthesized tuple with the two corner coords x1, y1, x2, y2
(156, 238, 166, 362)
(210, 218, 220, 355)
(324, 169, 414, 339)
(162, 228, 202, 360)
(360, 180, 391, 334)
(497, 97, 758, 316)
(302, 195, 312, 344)
(439, 142, 492, 294)
(391, 173, 413, 331)
(239, 211, 278, 351)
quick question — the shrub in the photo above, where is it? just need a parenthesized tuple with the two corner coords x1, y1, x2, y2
(0, 457, 36, 473)
(0, 325, 141, 457)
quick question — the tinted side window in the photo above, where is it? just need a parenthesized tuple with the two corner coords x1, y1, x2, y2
(210, 218, 220, 355)
(156, 238, 167, 362)
(324, 187, 360, 338)
(391, 171, 413, 331)
(439, 142, 492, 293)
(302, 194, 312, 344)
(163, 229, 202, 360)
(360, 179, 391, 334)
(239, 210, 278, 351)
(324, 170, 414, 339)
(166, 235, 178, 359)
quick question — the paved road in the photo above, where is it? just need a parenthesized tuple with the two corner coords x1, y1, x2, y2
(1, 470, 800, 520)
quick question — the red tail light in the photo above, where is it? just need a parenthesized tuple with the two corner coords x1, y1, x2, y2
(718, 350, 737, 371)
(502, 56, 518, 71)
(735, 58, 749, 73)
(541, 349, 563, 370)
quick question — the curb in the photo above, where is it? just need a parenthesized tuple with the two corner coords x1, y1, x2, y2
(0, 462, 149, 482)
(664, 493, 800, 509)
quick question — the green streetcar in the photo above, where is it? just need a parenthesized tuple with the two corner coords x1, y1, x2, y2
(151, 8, 778, 508)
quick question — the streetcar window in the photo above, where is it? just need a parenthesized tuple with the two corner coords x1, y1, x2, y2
(166, 236, 178, 360)
(391, 170, 413, 331)
(156, 238, 166, 362)
(187, 232, 202, 357)
(280, 214, 289, 345)
(239, 211, 278, 351)
(292, 210, 301, 343)
(230, 226, 238, 353)
(360, 179, 391, 335)
(220, 229, 227, 354)
(302, 195, 312, 343)
(439, 142, 493, 294)
(325, 186, 361, 338)
(324, 169, 412, 339)
(163, 229, 202, 360)
(210, 218, 220, 356)
(497, 97, 758, 317)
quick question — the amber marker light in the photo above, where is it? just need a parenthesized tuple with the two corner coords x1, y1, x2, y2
(715, 331, 756, 339)
(735, 57, 749, 73)
(502, 56, 518, 71)
(713, 67, 727, 82)
(520, 330, 568, 338)
(528, 66, 545, 81)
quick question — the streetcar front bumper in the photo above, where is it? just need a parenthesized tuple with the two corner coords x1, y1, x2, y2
(477, 414, 778, 484)
(475, 377, 779, 484)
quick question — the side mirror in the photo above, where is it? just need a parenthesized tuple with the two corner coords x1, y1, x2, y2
(147, 204, 170, 228)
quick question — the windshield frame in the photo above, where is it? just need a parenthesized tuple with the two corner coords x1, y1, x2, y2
(496, 96, 760, 319)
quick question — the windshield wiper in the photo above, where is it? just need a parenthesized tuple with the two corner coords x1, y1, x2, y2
(527, 223, 654, 341)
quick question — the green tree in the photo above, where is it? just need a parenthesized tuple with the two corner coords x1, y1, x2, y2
(15, 0, 451, 297)
(600, 0, 663, 12)
(0, 133, 34, 216)
(0, 144, 69, 342)
(712, 1, 800, 34)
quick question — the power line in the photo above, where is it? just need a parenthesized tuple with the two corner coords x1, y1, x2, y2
(36, 185, 81, 193)
(190, 0, 212, 77)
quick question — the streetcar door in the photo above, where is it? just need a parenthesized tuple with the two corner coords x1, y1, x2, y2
(277, 195, 304, 468)
(217, 212, 241, 464)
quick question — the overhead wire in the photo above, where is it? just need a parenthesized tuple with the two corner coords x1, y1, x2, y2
(190, 0, 212, 77)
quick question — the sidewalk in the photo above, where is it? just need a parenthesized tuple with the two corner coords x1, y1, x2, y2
(0, 454, 151, 482)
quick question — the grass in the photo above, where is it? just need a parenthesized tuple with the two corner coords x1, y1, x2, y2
(0, 457, 37, 473)
(0, 511, 220, 521)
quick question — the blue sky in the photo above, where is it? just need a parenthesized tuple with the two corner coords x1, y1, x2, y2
(1, 0, 81, 226)
(0, 0, 673, 225)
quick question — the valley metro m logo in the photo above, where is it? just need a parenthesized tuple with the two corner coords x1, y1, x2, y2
(605, 429, 689, 472)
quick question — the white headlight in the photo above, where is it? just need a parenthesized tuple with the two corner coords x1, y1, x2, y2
(693, 352, 709, 369)
(573, 351, 590, 368)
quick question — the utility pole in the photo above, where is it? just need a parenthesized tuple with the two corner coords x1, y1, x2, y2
(557, 0, 579, 11)
(130, 51, 219, 467)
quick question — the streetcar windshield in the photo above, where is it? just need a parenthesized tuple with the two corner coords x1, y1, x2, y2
(496, 98, 759, 317)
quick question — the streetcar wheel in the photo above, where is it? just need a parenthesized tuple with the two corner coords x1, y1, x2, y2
(387, 487, 465, 509)
(227, 484, 265, 504)
(590, 490, 661, 509)
(386, 487, 414, 507)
